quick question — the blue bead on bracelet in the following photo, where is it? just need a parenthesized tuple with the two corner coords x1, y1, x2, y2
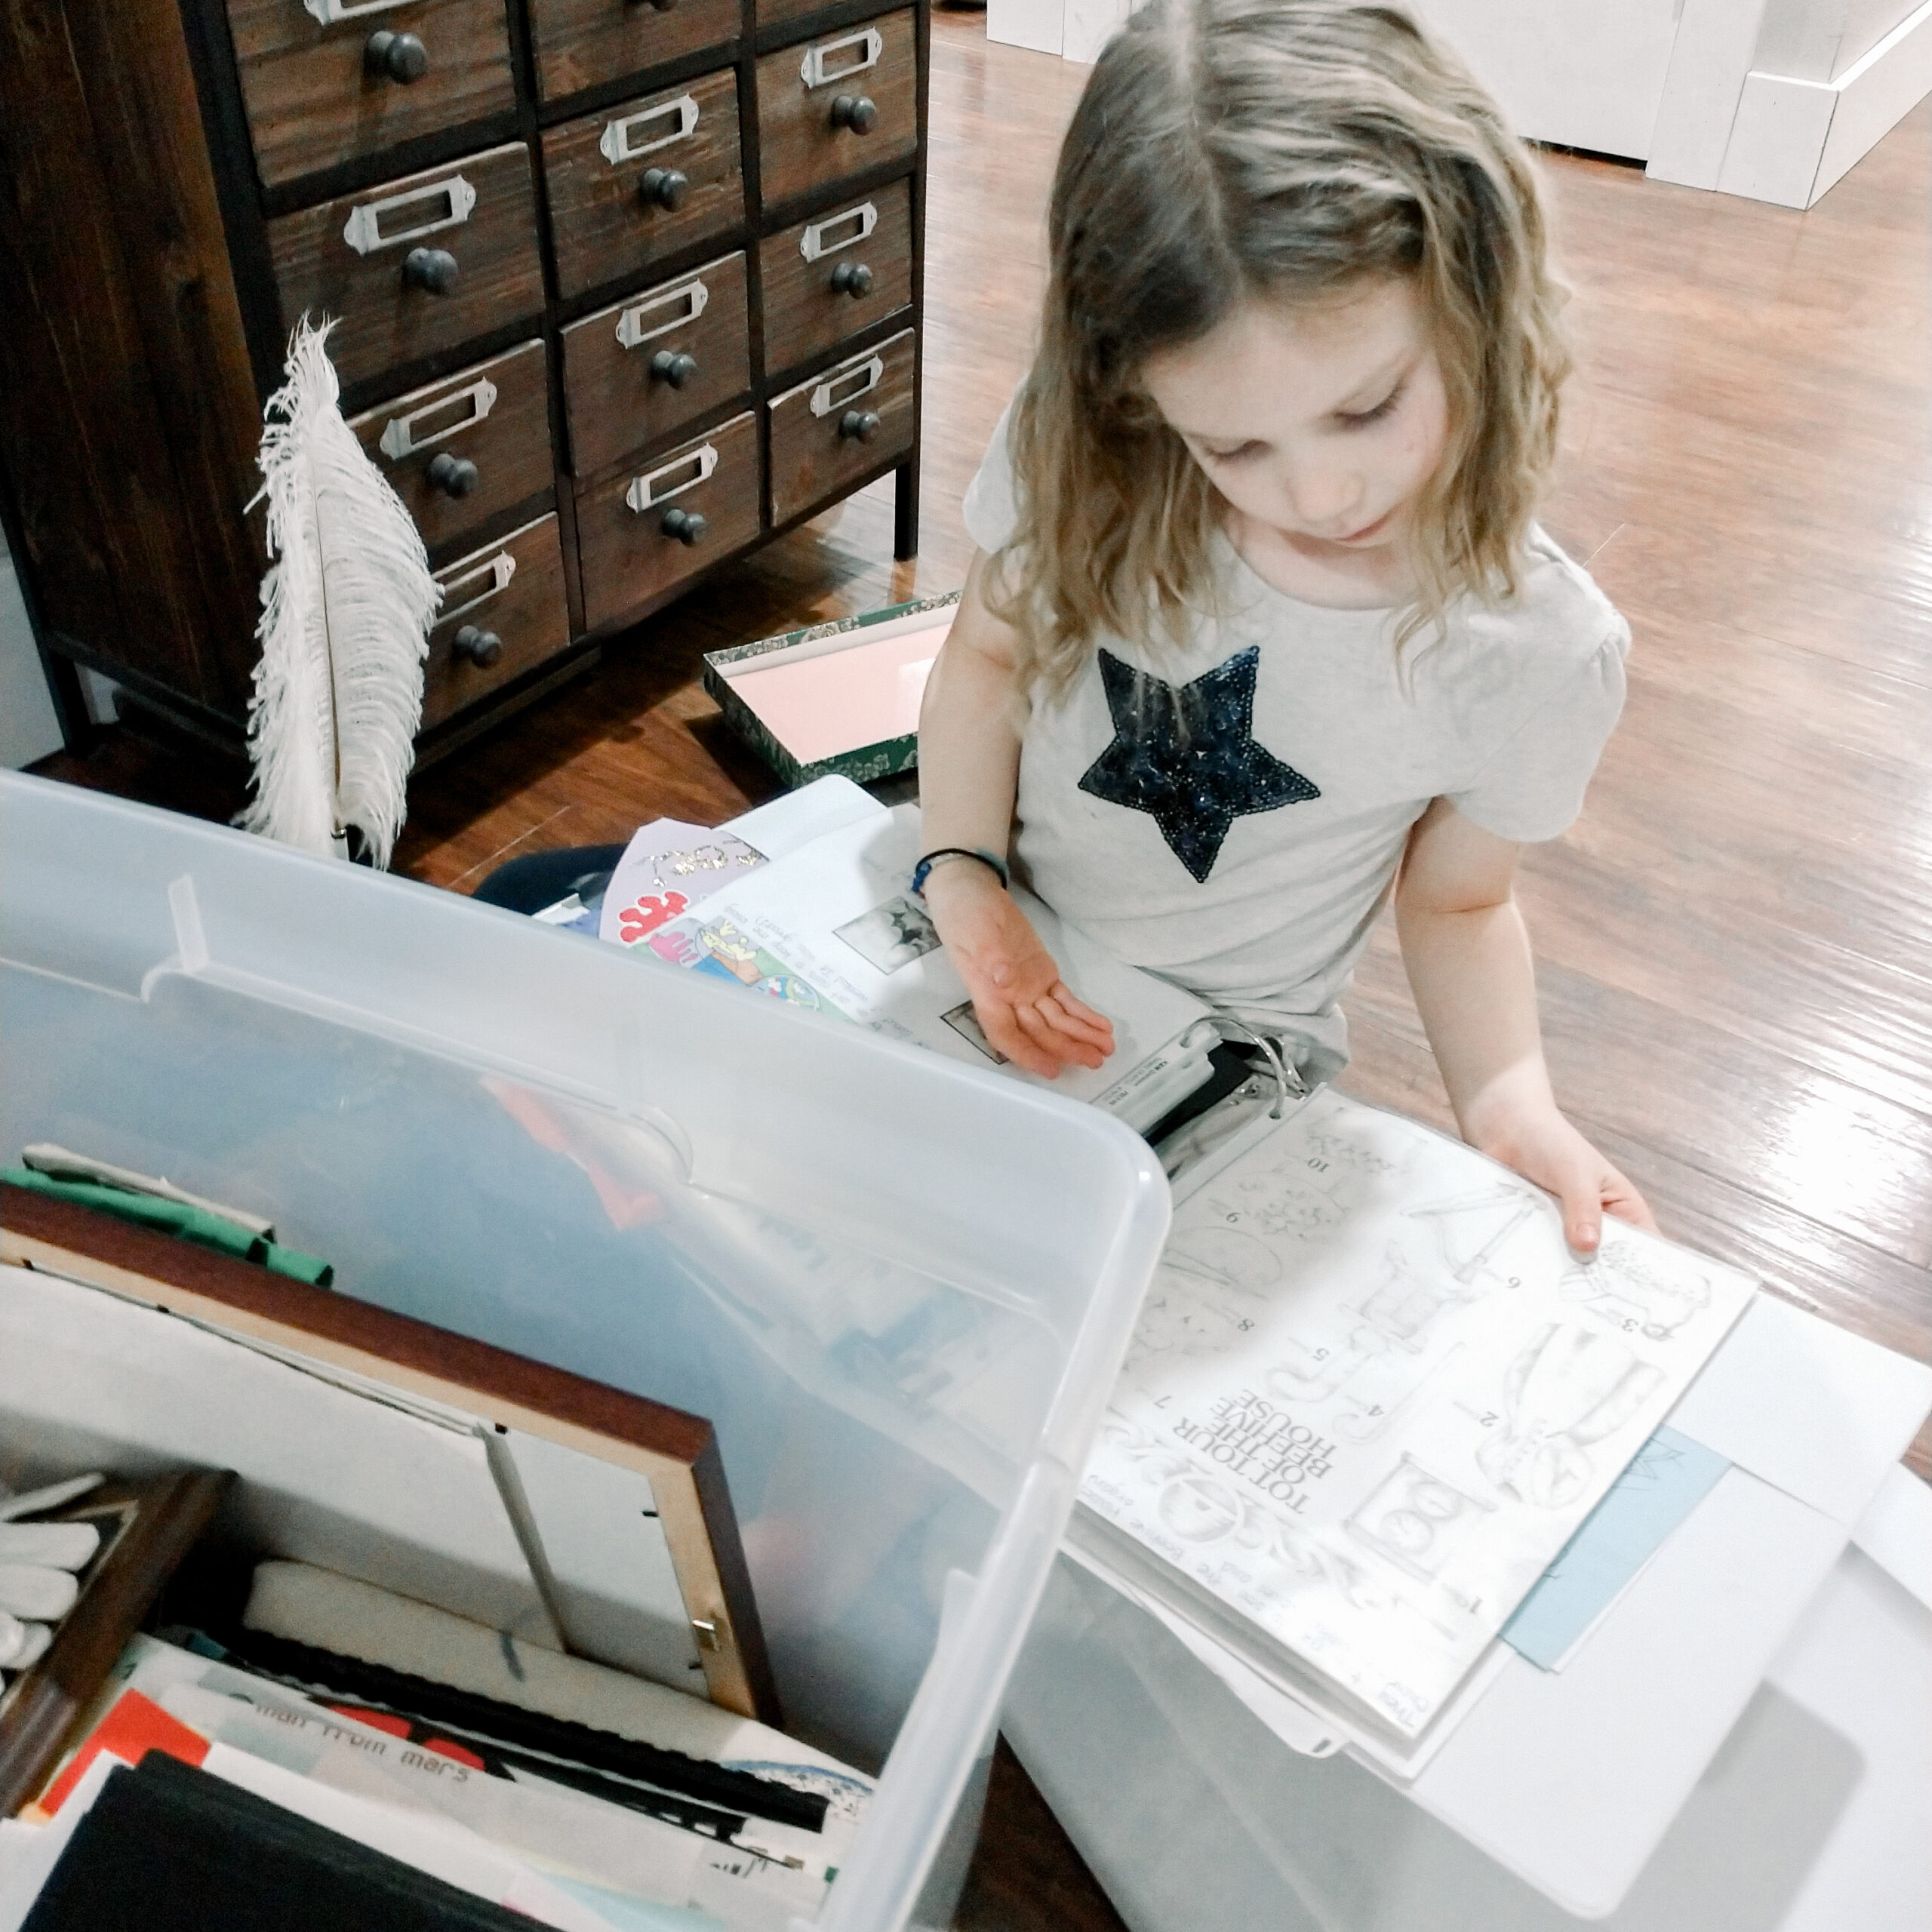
(909, 847, 1010, 898)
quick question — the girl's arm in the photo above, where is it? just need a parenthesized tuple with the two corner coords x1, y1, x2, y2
(918, 552, 1115, 1075)
(1395, 796, 1654, 1253)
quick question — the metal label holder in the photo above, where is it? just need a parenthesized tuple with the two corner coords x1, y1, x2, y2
(808, 354, 883, 418)
(800, 26, 882, 89)
(626, 443, 718, 513)
(799, 202, 877, 262)
(343, 175, 477, 256)
(599, 96, 701, 166)
(435, 549, 517, 626)
(378, 375, 500, 461)
(615, 278, 709, 349)
(303, 0, 409, 22)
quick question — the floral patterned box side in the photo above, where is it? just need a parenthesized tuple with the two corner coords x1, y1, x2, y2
(702, 592, 961, 789)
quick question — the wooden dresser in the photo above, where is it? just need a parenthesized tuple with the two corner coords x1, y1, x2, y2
(0, 0, 928, 761)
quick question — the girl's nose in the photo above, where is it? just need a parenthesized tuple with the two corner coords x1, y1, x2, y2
(1280, 458, 1366, 535)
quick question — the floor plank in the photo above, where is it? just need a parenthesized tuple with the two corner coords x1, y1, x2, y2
(26, 9, 1932, 1924)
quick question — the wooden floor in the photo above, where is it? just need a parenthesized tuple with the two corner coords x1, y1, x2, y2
(32, 12, 1931, 1927)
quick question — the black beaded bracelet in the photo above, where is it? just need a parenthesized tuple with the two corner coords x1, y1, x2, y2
(909, 847, 1010, 898)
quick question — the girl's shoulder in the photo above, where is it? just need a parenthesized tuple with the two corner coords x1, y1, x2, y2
(1451, 525, 1629, 667)
(1413, 525, 1629, 708)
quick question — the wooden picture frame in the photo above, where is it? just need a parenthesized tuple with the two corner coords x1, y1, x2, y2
(0, 1183, 779, 1740)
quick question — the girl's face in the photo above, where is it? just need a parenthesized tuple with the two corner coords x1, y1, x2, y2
(1141, 278, 1451, 568)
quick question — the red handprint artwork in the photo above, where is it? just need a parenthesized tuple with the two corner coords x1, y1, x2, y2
(617, 891, 688, 944)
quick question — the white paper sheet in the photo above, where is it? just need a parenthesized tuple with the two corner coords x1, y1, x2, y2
(1668, 1291, 1932, 1525)
(1077, 1087, 1757, 1739)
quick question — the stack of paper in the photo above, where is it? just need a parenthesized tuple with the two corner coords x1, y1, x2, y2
(1072, 1086, 1757, 1756)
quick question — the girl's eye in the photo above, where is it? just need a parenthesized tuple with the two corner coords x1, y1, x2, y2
(1200, 441, 1262, 464)
(1338, 382, 1405, 429)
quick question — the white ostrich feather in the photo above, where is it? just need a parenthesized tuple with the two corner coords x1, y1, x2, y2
(237, 315, 440, 869)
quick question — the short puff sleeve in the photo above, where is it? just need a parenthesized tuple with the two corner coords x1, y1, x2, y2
(961, 399, 1021, 554)
(1447, 624, 1629, 844)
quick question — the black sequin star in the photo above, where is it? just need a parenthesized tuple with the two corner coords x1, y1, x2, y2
(1078, 646, 1319, 882)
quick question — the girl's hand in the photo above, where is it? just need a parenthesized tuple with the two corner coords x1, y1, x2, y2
(918, 861, 1116, 1078)
(1464, 1097, 1657, 1257)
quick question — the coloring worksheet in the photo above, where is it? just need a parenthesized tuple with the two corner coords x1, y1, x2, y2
(1077, 1085, 1755, 1740)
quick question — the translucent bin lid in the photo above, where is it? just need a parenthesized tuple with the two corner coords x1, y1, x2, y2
(0, 771, 1171, 1930)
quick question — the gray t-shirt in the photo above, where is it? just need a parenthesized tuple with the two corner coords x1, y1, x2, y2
(960, 404, 1630, 1080)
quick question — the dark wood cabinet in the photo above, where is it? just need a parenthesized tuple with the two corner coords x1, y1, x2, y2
(0, 0, 928, 763)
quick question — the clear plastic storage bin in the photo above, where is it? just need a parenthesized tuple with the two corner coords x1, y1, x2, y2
(0, 771, 1171, 1930)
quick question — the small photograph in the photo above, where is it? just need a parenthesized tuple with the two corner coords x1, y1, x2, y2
(942, 999, 1008, 1065)
(834, 895, 943, 974)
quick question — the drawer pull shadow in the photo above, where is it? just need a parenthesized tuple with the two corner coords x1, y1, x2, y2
(641, 167, 691, 211)
(660, 507, 708, 545)
(379, 374, 500, 460)
(809, 354, 882, 417)
(365, 29, 428, 84)
(426, 452, 480, 497)
(801, 202, 876, 261)
(453, 625, 503, 666)
(600, 94, 700, 165)
(626, 441, 718, 512)
(404, 246, 460, 294)
(615, 277, 710, 348)
(829, 94, 875, 134)
(800, 26, 881, 88)
(437, 548, 518, 623)
(343, 174, 476, 254)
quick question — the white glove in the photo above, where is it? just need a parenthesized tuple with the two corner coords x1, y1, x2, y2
(0, 1473, 106, 1675)
(0, 1609, 52, 1671)
(0, 1523, 100, 1620)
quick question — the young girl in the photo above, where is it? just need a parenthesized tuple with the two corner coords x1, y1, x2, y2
(916, 0, 1654, 1254)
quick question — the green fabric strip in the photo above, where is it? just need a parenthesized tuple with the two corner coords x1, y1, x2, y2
(2, 1168, 333, 1287)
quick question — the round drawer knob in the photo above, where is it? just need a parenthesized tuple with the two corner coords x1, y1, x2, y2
(403, 247, 459, 294)
(829, 260, 874, 298)
(648, 349, 698, 388)
(425, 452, 479, 498)
(829, 94, 877, 134)
(365, 29, 429, 84)
(838, 408, 881, 443)
(641, 167, 689, 211)
(661, 507, 708, 546)
(454, 625, 503, 666)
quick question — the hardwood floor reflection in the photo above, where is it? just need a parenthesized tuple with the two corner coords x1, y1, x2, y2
(30, 12, 1931, 1928)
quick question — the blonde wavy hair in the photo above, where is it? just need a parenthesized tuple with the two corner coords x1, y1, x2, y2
(990, 0, 1571, 701)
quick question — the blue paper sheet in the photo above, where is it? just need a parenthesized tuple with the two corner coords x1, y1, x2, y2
(1500, 1425, 1730, 1670)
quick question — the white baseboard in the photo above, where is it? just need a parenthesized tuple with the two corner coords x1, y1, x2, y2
(985, 0, 1133, 64)
(1717, 0, 1932, 205)
(986, 0, 1064, 57)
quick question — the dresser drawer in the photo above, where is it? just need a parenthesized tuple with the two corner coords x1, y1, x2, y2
(268, 143, 543, 390)
(422, 513, 571, 728)
(755, 0, 844, 28)
(349, 340, 552, 560)
(767, 328, 913, 525)
(561, 254, 750, 478)
(759, 177, 911, 378)
(543, 69, 743, 300)
(755, 10, 916, 211)
(529, 0, 741, 102)
(575, 411, 759, 630)
(226, 0, 516, 190)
